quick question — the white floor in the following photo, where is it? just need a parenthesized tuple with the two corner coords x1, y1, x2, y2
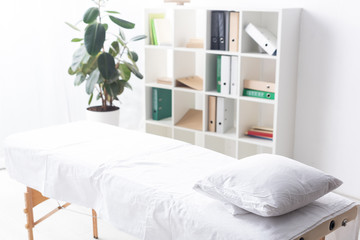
(0, 169, 139, 240)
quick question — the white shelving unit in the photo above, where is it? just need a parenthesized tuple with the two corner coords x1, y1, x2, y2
(144, 7, 301, 159)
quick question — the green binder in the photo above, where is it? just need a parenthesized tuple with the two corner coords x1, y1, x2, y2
(243, 89, 275, 100)
(152, 88, 172, 120)
(149, 13, 165, 45)
(217, 55, 221, 92)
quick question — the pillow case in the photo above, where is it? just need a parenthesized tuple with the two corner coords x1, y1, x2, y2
(223, 202, 249, 216)
(193, 153, 342, 217)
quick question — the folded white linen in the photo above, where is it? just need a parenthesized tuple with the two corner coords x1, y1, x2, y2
(4, 121, 360, 240)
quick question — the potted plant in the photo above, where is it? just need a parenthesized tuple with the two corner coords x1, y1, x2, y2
(67, 0, 146, 125)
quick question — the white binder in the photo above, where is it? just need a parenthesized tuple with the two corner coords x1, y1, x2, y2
(153, 18, 172, 46)
(216, 97, 234, 134)
(230, 56, 238, 96)
(245, 23, 277, 56)
(220, 55, 230, 95)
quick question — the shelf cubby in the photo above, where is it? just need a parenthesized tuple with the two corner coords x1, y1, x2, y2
(174, 128, 204, 146)
(204, 94, 237, 138)
(174, 50, 205, 90)
(145, 48, 173, 85)
(241, 11, 279, 54)
(205, 135, 237, 158)
(174, 9, 206, 48)
(144, 8, 174, 46)
(146, 123, 173, 138)
(174, 90, 203, 131)
(238, 141, 272, 159)
(145, 86, 173, 125)
(240, 56, 276, 97)
(238, 100, 274, 138)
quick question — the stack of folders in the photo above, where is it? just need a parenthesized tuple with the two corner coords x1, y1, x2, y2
(242, 79, 275, 100)
(245, 126, 273, 140)
(152, 88, 172, 120)
(210, 11, 239, 52)
(149, 13, 172, 46)
(208, 96, 234, 134)
(217, 55, 238, 96)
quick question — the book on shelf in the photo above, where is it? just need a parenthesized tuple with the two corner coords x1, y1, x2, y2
(245, 126, 273, 140)
(211, 11, 239, 51)
(247, 129, 273, 138)
(230, 56, 238, 96)
(211, 11, 225, 50)
(229, 11, 239, 52)
(216, 97, 234, 134)
(149, 13, 165, 45)
(244, 79, 275, 93)
(153, 18, 172, 46)
(217, 55, 221, 92)
(224, 11, 230, 51)
(245, 133, 272, 140)
(175, 109, 203, 131)
(243, 88, 275, 100)
(208, 96, 217, 132)
(152, 87, 172, 120)
(217, 55, 238, 95)
(220, 55, 230, 95)
(252, 126, 273, 132)
(245, 23, 277, 56)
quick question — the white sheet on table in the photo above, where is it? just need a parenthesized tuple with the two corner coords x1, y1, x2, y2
(4, 121, 360, 240)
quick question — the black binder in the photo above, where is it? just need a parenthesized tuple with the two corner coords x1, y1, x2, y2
(211, 11, 225, 50)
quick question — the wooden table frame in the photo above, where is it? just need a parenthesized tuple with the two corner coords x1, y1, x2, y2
(23, 187, 358, 240)
(24, 187, 98, 240)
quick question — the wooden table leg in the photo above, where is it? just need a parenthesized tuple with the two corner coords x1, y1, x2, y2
(24, 187, 35, 240)
(92, 209, 98, 239)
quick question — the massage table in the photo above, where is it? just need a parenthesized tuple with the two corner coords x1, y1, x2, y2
(4, 121, 360, 240)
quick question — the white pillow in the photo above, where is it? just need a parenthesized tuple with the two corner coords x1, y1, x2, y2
(223, 202, 249, 215)
(193, 154, 342, 217)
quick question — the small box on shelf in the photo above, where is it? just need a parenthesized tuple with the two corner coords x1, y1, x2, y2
(175, 76, 203, 91)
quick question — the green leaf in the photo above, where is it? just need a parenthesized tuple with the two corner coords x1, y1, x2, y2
(81, 55, 99, 74)
(102, 23, 108, 31)
(71, 38, 83, 42)
(130, 35, 147, 42)
(88, 93, 93, 105)
(104, 81, 118, 98)
(65, 22, 80, 31)
(119, 28, 126, 41)
(86, 69, 100, 94)
(84, 23, 106, 56)
(117, 36, 125, 46)
(106, 10, 120, 14)
(96, 93, 101, 100)
(70, 46, 89, 72)
(119, 80, 132, 90)
(68, 67, 77, 75)
(97, 52, 118, 81)
(83, 7, 99, 24)
(109, 15, 135, 29)
(118, 64, 131, 81)
(74, 73, 86, 86)
(125, 62, 143, 79)
(128, 51, 138, 62)
(109, 41, 120, 57)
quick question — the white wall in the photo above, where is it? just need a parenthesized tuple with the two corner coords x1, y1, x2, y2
(1, 0, 360, 198)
